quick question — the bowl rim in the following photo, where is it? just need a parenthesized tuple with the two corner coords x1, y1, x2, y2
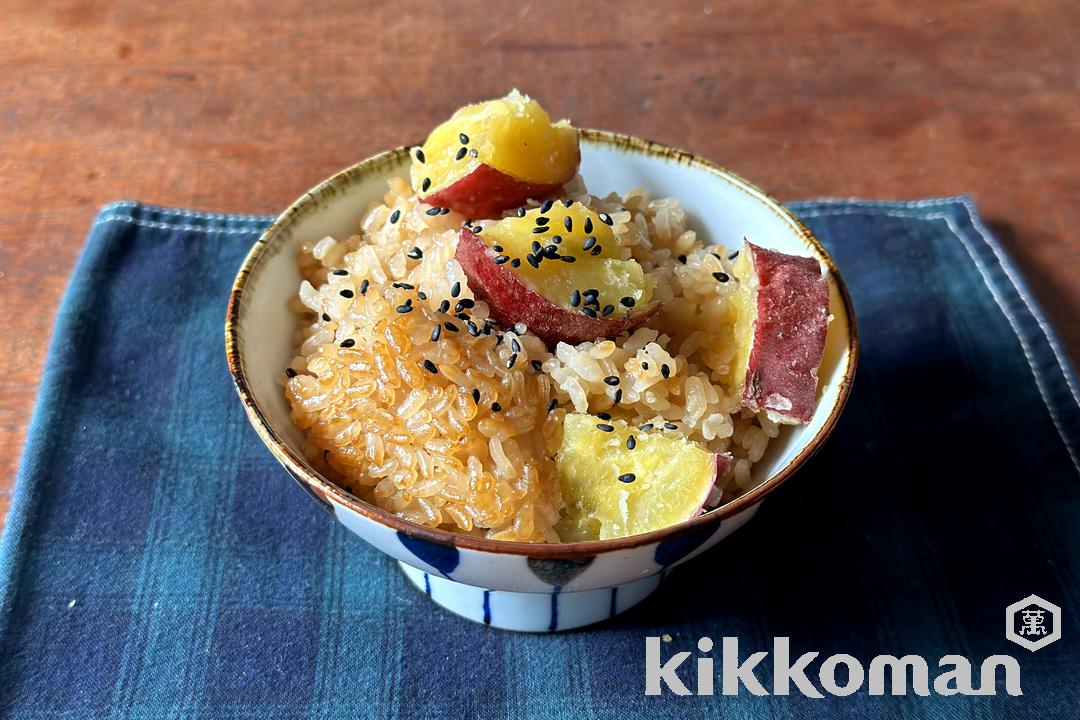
(225, 128, 859, 559)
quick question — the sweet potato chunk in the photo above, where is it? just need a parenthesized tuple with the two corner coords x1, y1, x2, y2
(455, 202, 659, 345)
(731, 241, 830, 424)
(456, 228, 659, 346)
(410, 91, 579, 218)
(556, 414, 727, 541)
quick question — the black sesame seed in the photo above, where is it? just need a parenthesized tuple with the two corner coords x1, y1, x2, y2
(639, 423, 654, 431)
(494, 255, 510, 264)
(547, 398, 558, 412)
(507, 353, 518, 369)
(642, 361, 650, 370)
(510, 258, 521, 268)
(597, 423, 615, 432)
(455, 312, 470, 321)
(467, 321, 480, 336)
(392, 282, 415, 289)
(472, 225, 482, 233)
(570, 289, 581, 307)
(564, 216, 573, 232)
(285, 367, 297, 378)
(339, 289, 354, 298)
(472, 388, 481, 403)
(599, 213, 613, 225)
(544, 245, 559, 258)
(603, 375, 620, 386)
(510, 337, 521, 352)
(531, 240, 543, 253)
(550, 234, 562, 244)
(450, 281, 461, 298)
(430, 324, 442, 341)
(492, 245, 503, 253)
(359, 279, 369, 295)
(527, 254, 540, 269)
(582, 236, 597, 251)
(418, 291, 427, 300)
(713, 272, 730, 282)
(407, 247, 423, 259)
(455, 147, 467, 161)
(562, 199, 573, 207)
(583, 217, 593, 234)
(584, 288, 599, 297)
(729, 250, 740, 260)
(444, 321, 459, 332)
(626, 436, 636, 450)
(535, 216, 550, 226)
(517, 207, 527, 218)
(421, 178, 431, 192)
(560, 255, 576, 263)
(425, 207, 442, 216)
(422, 359, 438, 374)
(614, 389, 623, 403)
(590, 246, 602, 256)
(597, 412, 612, 420)
(664, 422, 678, 430)
(439, 207, 450, 215)
(540, 199, 554, 212)
(459, 132, 469, 144)
(678, 254, 688, 264)
(620, 296, 635, 308)
(531, 360, 542, 371)
(491, 402, 502, 412)
(532, 226, 548, 234)
(457, 298, 475, 310)
(661, 364, 671, 378)
(321, 313, 331, 322)
(396, 303, 413, 313)
(389, 209, 401, 224)
(602, 304, 615, 316)
(415, 149, 426, 163)
(582, 306, 598, 318)
(340, 338, 356, 348)
(438, 299, 450, 313)
(332, 268, 349, 276)
(618, 473, 636, 483)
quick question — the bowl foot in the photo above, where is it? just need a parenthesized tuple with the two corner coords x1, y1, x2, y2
(398, 561, 664, 632)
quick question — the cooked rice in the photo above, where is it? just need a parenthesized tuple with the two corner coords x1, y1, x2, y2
(283, 174, 774, 542)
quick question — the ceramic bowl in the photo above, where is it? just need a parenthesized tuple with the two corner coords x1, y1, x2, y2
(225, 130, 858, 632)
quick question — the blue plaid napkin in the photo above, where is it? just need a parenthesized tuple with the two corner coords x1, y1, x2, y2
(1, 198, 1077, 718)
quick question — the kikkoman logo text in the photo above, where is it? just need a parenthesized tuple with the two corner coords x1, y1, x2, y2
(645, 637, 1022, 697)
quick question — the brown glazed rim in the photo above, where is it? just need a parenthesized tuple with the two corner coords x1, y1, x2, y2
(225, 128, 859, 559)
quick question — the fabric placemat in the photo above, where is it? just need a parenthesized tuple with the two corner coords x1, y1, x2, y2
(1, 198, 1077, 719)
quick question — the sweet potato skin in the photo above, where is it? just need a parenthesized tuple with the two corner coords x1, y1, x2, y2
(422, 164, 567, 219)
(455, 228, 659, 347)
(740, 242, 830, 423)
(716, 452, 734, 481)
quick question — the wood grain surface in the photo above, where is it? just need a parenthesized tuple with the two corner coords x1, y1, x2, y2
(1, 0, 1077, 527)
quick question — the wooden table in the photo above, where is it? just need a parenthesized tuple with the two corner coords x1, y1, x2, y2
(1, 1, 1077, 526)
